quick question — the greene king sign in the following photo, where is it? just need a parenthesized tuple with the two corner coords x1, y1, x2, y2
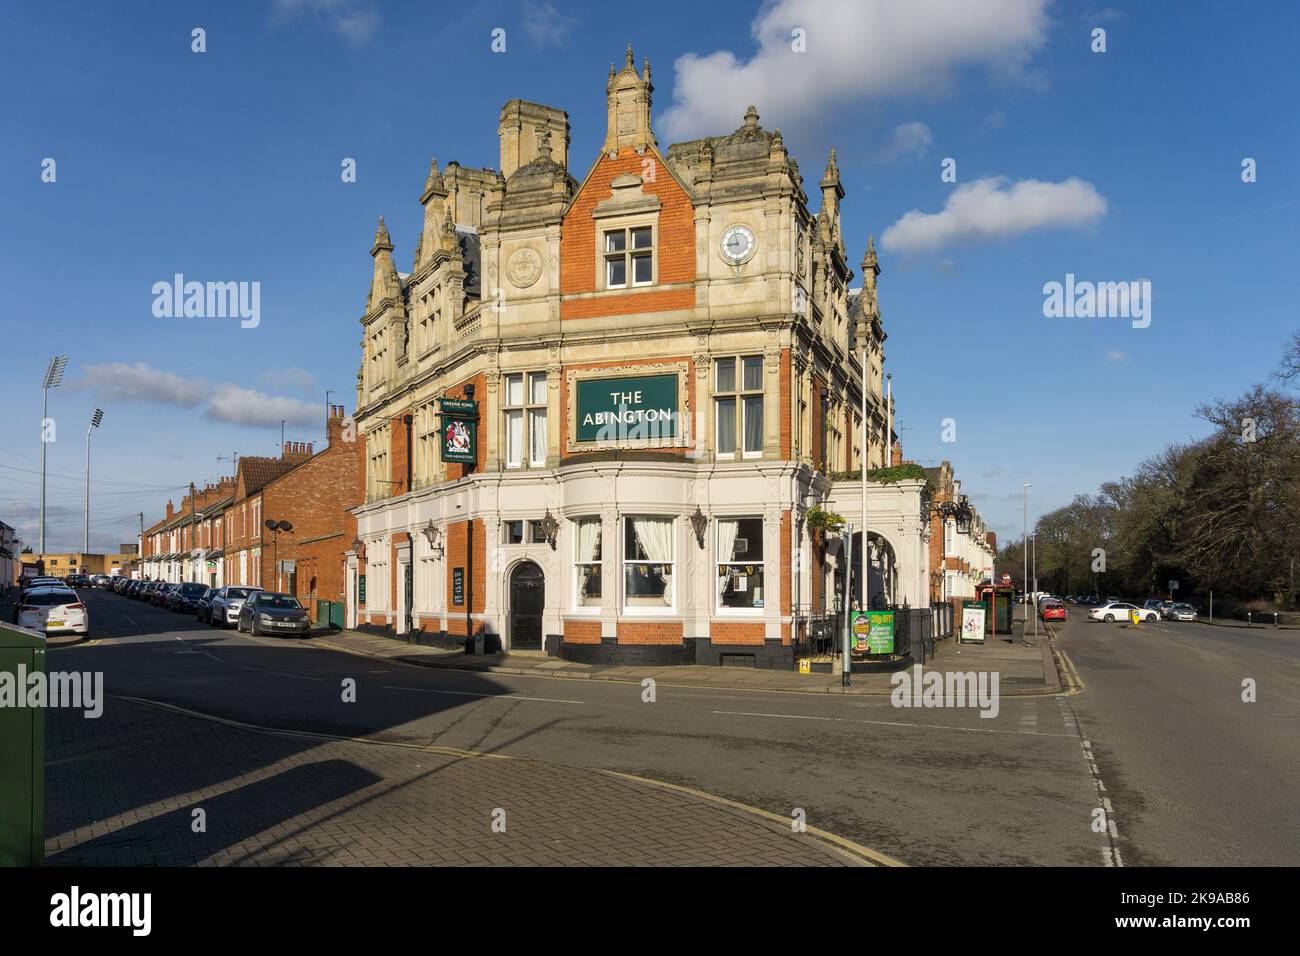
(575, 374, 678, 443)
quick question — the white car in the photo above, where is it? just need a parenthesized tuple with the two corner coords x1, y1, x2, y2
(1089, 601, 1158, 624)
(16, 586, 89, 636)
(208, 585, 263, 627)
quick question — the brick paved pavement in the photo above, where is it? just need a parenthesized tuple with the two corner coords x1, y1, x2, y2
(45, 698, 864, 866)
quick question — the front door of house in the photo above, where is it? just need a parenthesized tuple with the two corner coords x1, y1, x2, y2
(509, 562, 544, 650)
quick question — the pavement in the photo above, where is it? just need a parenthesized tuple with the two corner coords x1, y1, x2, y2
(311, 623, 1061, 696)
(44, 696, 874, 867)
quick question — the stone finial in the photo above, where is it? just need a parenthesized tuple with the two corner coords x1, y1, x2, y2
(609, 62, 616, 82)
(371, 216, 393, 255)
(744, 105, 760, 128)
(439, 205, 457, 252)
(423, 156, 443, 194)
(626, 43, 634, 69)
(643, 57, 650, 81)
(537, 129, 552, 161)
(823, 148, 840, 182)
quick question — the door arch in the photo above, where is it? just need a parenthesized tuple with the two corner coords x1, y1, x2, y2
(509, 561, 544, 651)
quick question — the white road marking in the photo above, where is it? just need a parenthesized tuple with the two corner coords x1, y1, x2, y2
(382, 685, 584, 705)
(711, 710, 1077, 737)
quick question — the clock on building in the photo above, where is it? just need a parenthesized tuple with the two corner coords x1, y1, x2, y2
(720, 224, 756, 264)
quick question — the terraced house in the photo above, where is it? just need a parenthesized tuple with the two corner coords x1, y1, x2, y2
(348, 46, 933, 665)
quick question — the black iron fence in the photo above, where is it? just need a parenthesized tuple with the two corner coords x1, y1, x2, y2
(792, 605, 951, 667)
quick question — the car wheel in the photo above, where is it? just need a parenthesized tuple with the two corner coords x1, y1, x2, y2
(1104, 614, 1114, 623)
(251, 619, 261, 637)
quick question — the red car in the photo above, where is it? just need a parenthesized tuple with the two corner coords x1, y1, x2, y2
(1041, 601, 1067, 622)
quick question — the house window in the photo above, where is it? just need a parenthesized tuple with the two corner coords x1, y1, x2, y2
(717, 517, 765, 609)
(574, 518, 602, 608)
(504, 372, 548, 468)
(604, 226, 654, 289)
(528, 520, 548, 544)
(503, 521, 524, 545)
(415, 402, 438, 488)
(624, 516, 673, 610)
(944, 519, 955, 557)
(715, 356, 764, 458)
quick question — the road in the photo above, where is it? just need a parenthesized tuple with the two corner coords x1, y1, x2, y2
(1053, 609, 1300, 866)
(41, 589, 1299, 865)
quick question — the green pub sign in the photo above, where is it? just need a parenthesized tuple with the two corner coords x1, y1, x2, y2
(358, 574, 366, 605)
(439, 398, 478, 463)
(575, 374, 678, 443)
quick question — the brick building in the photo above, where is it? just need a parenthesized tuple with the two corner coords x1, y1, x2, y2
(923, 461, 995, 609)
(345, 46, 944, 668)
(223, 407, 359, 609)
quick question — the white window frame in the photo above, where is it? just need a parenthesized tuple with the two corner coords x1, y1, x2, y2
(714, 355, 765, 460)
(599, 221, 657, 292)
(572, 517, 602, 612)
(503, 371, 548, 469)
(622, 515, 675, 614)
(715, 515, 766, 615)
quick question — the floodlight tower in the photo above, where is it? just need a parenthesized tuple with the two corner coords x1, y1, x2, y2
(40, 355, 69, 554)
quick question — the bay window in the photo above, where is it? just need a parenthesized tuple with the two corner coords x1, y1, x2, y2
(624, 516, 674, 609)
(717, 517, 765, 610)
(574, 518, 602, 608)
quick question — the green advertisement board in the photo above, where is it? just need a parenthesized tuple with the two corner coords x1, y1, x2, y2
(358, 574, 366, 604)
(575, 374, 678, 443)
(850, 610, 895, 655)
(452, 567, 465, 606)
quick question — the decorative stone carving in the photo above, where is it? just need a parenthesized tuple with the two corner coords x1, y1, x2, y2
(505, 247, 542, 288)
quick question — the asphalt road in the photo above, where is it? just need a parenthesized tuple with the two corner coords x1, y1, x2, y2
(43, 589, 1299, 866)
(1053, 608, 1300, 866)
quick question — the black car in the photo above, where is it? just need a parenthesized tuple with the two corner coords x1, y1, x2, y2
(236, 592, 311, 637)
(150, 583, 176, 607)
(195, 587, 216, 623)
(167, 582, 208, 613)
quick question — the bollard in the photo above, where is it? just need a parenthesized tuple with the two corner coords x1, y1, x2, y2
(1247, 611, 1252, 627)
(1275, 612, 1280, 628)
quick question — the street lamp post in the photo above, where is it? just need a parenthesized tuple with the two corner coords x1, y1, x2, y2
(1032, 532, 1038, 638)
(265, 519, 294, 591)
(1023, 482, 1031, 620)
(84, 408, 103, 554)
(40, 355, 69, 554)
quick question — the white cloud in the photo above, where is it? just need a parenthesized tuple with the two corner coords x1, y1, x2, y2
(881, 176, 1108, 254)
(262, 366, 315, 394)
(522, 1, 574, 47)
(271, 0, 379, 45)
(206, 386, 320, 429)
(872, 121, 933, 164)
(77, 363, 207, 407)
(660, 0, 1051, 141)
(1105, 350, 1128, 363)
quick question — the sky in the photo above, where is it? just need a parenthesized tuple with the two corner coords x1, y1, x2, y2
(1, 0, 1296, 553)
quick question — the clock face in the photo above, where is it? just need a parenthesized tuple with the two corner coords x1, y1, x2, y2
(721, 225, 756, 263)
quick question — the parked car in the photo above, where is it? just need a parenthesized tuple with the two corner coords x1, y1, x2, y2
(1142, 599, 1165, 618)
(209, 586, 262, 628)
(237, 591, 310, 637)
(195, 587, 216, 623)
(1090, 602, 1158, 623)
(1158, 600, 1175, 617)
(1041, 600, 1067, 622)
(167, 582, 208, 613)
(151, 583, 177, 607)
(16, 586, 89, 636)
(1168, 603, 1198, 622)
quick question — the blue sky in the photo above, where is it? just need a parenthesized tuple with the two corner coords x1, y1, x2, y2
(1, 0, 1296, 552)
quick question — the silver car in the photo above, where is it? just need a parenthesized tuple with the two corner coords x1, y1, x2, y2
(1168, 602, 1198, 622)
(208, 586, 262, 627)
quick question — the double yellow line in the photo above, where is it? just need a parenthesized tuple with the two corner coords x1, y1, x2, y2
(1055, 650, 1086, 693)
